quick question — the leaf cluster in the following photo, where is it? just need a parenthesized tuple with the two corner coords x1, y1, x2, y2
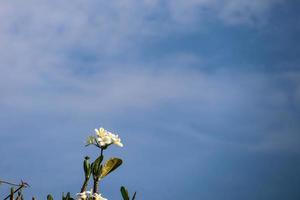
(120, 186, 136, 200)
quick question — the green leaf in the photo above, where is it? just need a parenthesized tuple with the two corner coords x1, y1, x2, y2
(47, 194, 54, 200)
(62, 192, 74, 200)
(132, 192, 137, 200)
(92, 155, 103, 179)
(120, 186, 129, 200)
(66, 192, 71, 198)
(84, 156, 91, 178)
(100, 158, 122, 179)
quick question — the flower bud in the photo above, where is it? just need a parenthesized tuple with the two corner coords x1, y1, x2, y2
(84, 156, 91, 178)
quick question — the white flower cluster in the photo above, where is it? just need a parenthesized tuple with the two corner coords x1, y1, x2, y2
(94, 127, 123, 148)
(76, 191, 107, 200)
(76, 191, 90, 200)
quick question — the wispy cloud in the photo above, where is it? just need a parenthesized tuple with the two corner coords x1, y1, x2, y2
(0, 0, 283, 57)
(0, 1, 299, 200)
(1, 50, 300, 153)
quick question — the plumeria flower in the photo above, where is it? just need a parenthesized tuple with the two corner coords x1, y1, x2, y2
(92, 193, 107, 200)
(85, 190, 93, 196)
(76, 190, 93, 200)
(108, 132, 123, 147)
(93, 127, 123, 148)
(95, 127, 107, 138)
(76, 192, 87, 200)
(94, 128, 112, 147)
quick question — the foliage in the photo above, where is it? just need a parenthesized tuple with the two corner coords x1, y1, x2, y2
(1, 127, 137, 200)
(120, 186, 136, 200)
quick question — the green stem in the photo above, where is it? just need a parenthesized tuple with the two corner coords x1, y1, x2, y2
(80, 178, 89, 193)
(93, 178, 99, 194)
(92, 147, 104, 195)
(100, 148, 104, 157)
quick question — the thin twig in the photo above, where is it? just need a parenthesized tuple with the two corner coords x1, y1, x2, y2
(2, 180, 29, 200)
(0, 180, 23, 187)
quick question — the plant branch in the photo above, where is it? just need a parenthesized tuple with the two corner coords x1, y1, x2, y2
(80, 178, 89, 193)
(2, 180, 29, 200)
(0, 180, 27, 187)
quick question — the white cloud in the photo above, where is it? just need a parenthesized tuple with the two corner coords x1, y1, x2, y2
(0, 0, 283, 55)
(0, 64, 243, 113)
(164, 0, 283, 25)
(0, 0, 298, 155)
(219, 0, 283, 25)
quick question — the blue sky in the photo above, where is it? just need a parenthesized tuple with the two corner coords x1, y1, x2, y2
(0, 0, 300, 200)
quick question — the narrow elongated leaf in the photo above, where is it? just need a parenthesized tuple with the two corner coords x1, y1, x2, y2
(120, 186, 129, 200)
(47, 194, 54, 200)
(83, 156, 91, 178)
(92, 155, 103, 178)
(100, 158, 122, 178)
(62, 192, 74, 200)
(132, 192, 137, 200)
(66, 192, 71, 200)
